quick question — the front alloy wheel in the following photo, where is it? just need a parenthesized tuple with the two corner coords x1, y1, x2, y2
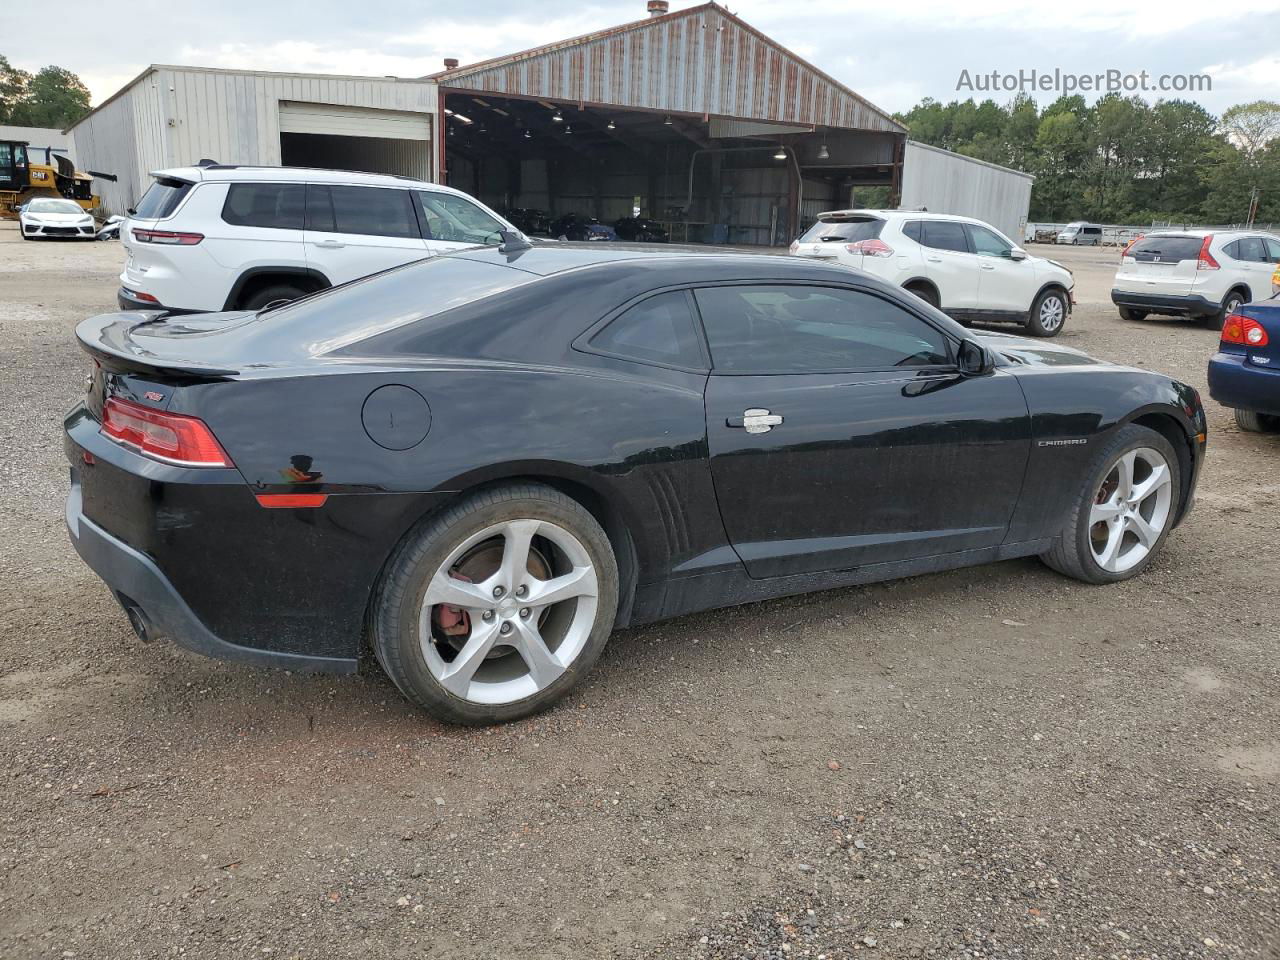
(373, 484, 619, 724)
(1027, 289, 1068, 337)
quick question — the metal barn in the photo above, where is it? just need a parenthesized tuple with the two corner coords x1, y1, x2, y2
(431, 0, 908, 245)
(67, 66, 438, 216)
(901, 141, 1034, 242)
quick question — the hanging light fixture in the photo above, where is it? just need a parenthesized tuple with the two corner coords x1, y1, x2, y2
(663, 115, 673, 125)
(552, 109, 564, 123)
(607, 119, 617, 130)
(817, 143, 830, 160)
(564, 124, 573, 134)
(523, 128, 532, 139)
(773, 144, 787, 160)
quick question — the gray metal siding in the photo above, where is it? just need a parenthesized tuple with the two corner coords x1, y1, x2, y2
(900, 141, 1034, 242)
(441, 6, 903, 133)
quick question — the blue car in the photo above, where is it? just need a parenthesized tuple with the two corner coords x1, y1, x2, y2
(1208, 298, 1280, 432)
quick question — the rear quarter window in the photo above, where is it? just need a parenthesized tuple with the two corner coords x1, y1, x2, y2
(222, 183, 305, 230)
(133, 178, 193, 219)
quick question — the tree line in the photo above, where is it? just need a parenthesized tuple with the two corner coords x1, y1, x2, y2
(895, 94, 1280, 227)
(0, 55, 91, 129)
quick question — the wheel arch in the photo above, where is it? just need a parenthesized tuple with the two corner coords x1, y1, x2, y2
(901, 277, 940, 304)
(1224, 283, 1253, 308)
(223, 266, 332, 311)
(1034, 280, 1072, 307)
(1123, 408, 1197, 526)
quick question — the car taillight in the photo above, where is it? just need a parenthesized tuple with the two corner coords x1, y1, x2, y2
(846, 238, 894, 258)
(1120, 234, 1142, 259)
(132, 229, 204, 245)
(101, 397, 232, 467)
(1196, 235, 1218, 271)
(1221, 314, 1269, 347)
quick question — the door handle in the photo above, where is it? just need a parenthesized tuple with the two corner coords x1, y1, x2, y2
(981, 264, 996, 270)
(926, 256, 942, 263)
(313, 240, 345, 249)
(726, 408, 783, 434)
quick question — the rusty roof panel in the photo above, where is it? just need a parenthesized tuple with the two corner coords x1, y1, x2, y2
(433, 3, 904, 134)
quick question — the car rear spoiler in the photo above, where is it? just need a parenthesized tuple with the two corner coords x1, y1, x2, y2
(75, 312, 239, 379)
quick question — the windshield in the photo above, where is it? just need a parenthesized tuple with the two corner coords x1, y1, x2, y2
(799, 217, 884, 244)
(28, 198, 84, 215)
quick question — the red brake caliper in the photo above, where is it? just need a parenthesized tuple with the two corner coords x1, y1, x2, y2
(435, 572, 473, 637)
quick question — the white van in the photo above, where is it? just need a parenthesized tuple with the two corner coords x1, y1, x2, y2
(1056, 222, 1103, 246)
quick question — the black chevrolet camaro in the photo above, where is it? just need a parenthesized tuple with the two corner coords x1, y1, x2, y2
(65, 241, 1207, 724)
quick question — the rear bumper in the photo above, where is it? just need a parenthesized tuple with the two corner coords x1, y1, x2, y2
(117, 286, 195, 314)
(1207, 352, 1280, 416)
(1111, 289, 1220, 318)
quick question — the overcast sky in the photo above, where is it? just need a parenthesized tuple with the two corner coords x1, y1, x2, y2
(10, 0, 1280, 119)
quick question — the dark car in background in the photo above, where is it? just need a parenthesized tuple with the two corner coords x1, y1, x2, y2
(1209, 299, 1280, 433)
(503, 207, 552, 236)
(550, 213, 616, 242)
(65, 242, 1205, 725)
(613, 217, 669, 243)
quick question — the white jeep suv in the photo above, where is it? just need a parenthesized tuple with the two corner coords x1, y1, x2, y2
(1112, 230, 1280, 329)
(118, 165, 520, 313)
(790, 210, 1074, 337)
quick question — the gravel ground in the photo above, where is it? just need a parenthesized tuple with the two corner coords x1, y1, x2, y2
(1, 221, 1277, 960)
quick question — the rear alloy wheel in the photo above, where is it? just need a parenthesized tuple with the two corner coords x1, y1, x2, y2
(1118, 306, 1148, 322)
(372, 484, 619, 725)
(1208, 291, 1245, 330)
(1234, 408, 1280, 433)
(1027, 289, 1068, 337)
(1041, 424, 1181, 584)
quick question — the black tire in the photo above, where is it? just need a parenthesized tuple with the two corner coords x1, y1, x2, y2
(1118, 306, 1148, 322)
(371, 483, 620, 725)
(1041, 424, 1182, 584)
(1026, 288, 1069, 338)
(903, 283, 940, 310)
(239, 282, 308, 311)
(1234, 408, 1280, 433)
(1207, 290, 1246, 330)
(19, 227, 29, 240)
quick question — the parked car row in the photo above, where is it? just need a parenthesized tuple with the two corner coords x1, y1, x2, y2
(503, 207, 670, 244)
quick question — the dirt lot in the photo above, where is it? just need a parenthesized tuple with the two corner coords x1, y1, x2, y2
(1, 223, 1277, 960)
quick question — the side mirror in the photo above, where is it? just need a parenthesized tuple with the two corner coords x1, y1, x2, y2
(957, 339, 993, 376)
(1009, 248, 1028, 261)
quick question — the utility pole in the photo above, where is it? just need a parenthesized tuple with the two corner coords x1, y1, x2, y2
(1246, 186, 1260, 228)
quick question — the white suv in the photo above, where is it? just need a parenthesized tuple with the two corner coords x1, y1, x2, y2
(118, 165, 520, 313)
(790, 210, 1075, 337)
(1112, 230, 1280, 329)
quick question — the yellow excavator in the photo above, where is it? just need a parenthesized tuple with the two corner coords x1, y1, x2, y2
(0, 140, 99, 217)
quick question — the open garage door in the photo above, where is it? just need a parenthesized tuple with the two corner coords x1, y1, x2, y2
(279, 102, 432, 180)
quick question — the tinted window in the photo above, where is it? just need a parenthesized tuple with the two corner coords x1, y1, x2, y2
(1223, 240, 1240, 260)
(1236, 237, 1267, 263)
(1130, 236, 1203, 263)
(221, 183, 305, 230)
(919, 221, 970, 253)
(307, 184, 419, 239)
(133, 178, 192, 219)
(967, 224, 1013, 258)
(1083, 226, 1102, 236)
(694, 285, 950, 373)
(1265, 238, 1280, 262)
(902, 220, 922, 242)
(417, 192, 505, 244)
(798, 217, 884, 244)
(588, 291, 703, 367)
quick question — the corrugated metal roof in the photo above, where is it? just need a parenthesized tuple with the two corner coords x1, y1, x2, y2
(429, 2, 905, 134)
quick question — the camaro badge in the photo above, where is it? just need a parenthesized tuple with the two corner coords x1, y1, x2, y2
(1038, 438, 1088, 447)
(144, 391, 165, 402)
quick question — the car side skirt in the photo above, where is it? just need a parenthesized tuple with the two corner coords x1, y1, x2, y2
(629, 537, 1055, 625)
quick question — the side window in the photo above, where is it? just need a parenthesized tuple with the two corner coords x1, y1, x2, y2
(1264, 238, 1280, 263)
(1237, 237, 1267, 263)
(967, 224, 1013, 258)
(694, 285, 951, 374)
(307, 185, 419, 239)
(221, 183, 305, 230)
(588, 291, 704, 368)
(417, 192, 505, 244)
(919, 221, 970, 253)
(902, 220, 922, 242)
(1223, 240, 1241, 260)
(133, 178, 193, 219)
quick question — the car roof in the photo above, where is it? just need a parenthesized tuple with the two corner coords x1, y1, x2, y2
(815, 208, 984, 226)
(449, 241, 850, 278)
(148, 164, 472, 197)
